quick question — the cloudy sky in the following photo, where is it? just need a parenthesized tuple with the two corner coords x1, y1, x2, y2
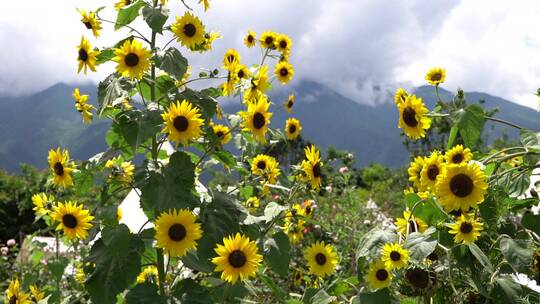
(1, 0, 540, 108)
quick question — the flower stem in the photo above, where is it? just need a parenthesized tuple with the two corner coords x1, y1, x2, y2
(156, 248, 166, 297)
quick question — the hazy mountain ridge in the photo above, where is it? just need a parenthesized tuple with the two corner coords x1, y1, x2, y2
(0, 81, 537, 172)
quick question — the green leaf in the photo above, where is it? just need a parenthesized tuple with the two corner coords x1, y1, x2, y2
(142, 6, 168, 34)
(211, 149, 236, 167)
(456, 104, 485, 148)
(115, 0, 146, 30)
(176, 88, 217, 120)
(97, 73, 134, 114)
(356, 288, 392, 304)
(96, 48, 115, 64)
(47, 257, 69, 281)
(265, 231, 291, 277)
(403, 227, 437, 261)
(500, 237, 533, 273)
(125, 282, 165, 304)
(101, 224, 132, 258)
(85, 231, 144, 304)
(492, 277, 523, 303)
(405, 194, 448, 226)
(138, 74, 177, 102)
(264, 202, 286, 223)
(140, 151, 197, 217)
(113, 110, 162, 153)
(259, 271, 287, 300)
(467, 243, 493, 273)
(171, 278, 212, 303)
(520, 129, 540, 152)
(155, 47, 188, 80)
(356, 228, 396, 258)
(307, 290, 336, 304)
(446, 125, 459, 150)
(522, 213, 540, 236)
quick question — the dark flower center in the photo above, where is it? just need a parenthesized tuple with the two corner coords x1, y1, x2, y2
(390, 251, 401, 261)
(173, 116, 189, 132)
(228, 250, 247, 268)
(313, 162, 321, 178)
(402, 107, 418, 127)
(168, 223, 186, 241)
(257, 161, 266, 170)
(408, 219, 418, 234)
(279, 40, 288, 49)
(460, 221, 473, 234)
(430, 73, 442, 81)
(253, 112, 266, 129)
(287, 100, 293, 108)
(183, 23, 197, 37)
(237, 69, 245, 78)
(451, 153, 464, 164)
(376, 269, 388, 281)
(124, 53, 139, 67)
(125, 0, 132, 4)
(427, 165, 439, 181)
(78, 48, 89, 62)
(450, 174, 474, 197)
(216, 131, 224, 138)
(280, 68, 289, 77)
(265, 36, 274, 46)
(63, 214, 78, 229)
(9, 296, 17, 304)
(289, 124, 297, 134)
(54, 162, 64, 176)
(84, 21, 93, 29)
(226, 55, 236, 64)
(406, 268, 430, 289)
(295, 272, 301, 280)
(305, 206, 312, 215)
(315, 253, 327, 265)
(247, 35, 254, 43)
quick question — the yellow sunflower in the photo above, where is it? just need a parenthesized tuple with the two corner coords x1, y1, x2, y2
(221, 71, 238, 97)
(161, 100, 204, 145)
(113, 39, 152, 80)
(304, 241, 338, 278)
(444, 145, 473, 165)
(244, 30, 257, 48)
(420, 151, 444, 191)
(6, 278, 31, 304)
(239, 95, 272, 143)
(250, 154, 280, 183)
(395, 210, 428, 236)
(381, 243, 410, 270)
(171, 12, 206, 49)
(285, 118, 302, 140)
(154, 209, 202, 257)
(137, 266, 158, 284)
(77, 8, 102, 38)
(259, 31, 277, 49)
(51, 201, 94, 240)
(212, 123, 232, 145)
(76, 36, 98, 75)
(403, 187, 430, 200)
(365, 261, 393, 290)
(276, 34, 292, 55)
(435, 163, 488, 211)
(48, 148, 74, 188)
(32, 193, 54, 217)
(407, 156, 425, 190)
(283, 205, 306, 244)
(244, 196, 260, 212)
(302, 200, 315, 217)
(425, 67, 446, 86)
(115, 0, 132, 10)
(197, 31, 221, 53)
(234, 64, 250, 80)
(105, 157, 135, 184)
(275, 61, 294, 84)
(212, 233, 263, 284)
(394, 88, 409, 105)
(397, 94, 431, 139)
(29, 285, 44, 302)
(199, 0, 210, 11)
(294, 270, 303, 286)
(300, 145, 323, 190)
(284, 94, 295, 113)
(73, 88, 94, 124)
(448, 214, 483, 244)
(223, 49, 240, 70)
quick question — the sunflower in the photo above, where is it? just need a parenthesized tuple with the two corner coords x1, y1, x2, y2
(250, 154, 280, 183)
(304, 241, 338, 278)
(284, 94, 295, 113)
(435, 163, 488, 211)
(234, 64, 250, 80)
(365, 261, 393, 290)
(403, 187, 430, 200)
(29, 285, 44, 302)
(283, 204, 306, 244)
(244, 66, 270, 104)
(275, 61, 294, 84)
(244, 196, 260, 212)
(77, 8, 102, 38)
(197, 31, 221, 53)
(161, 100, 204, 145)
(285, 118, 302, 140)
(244, 30, 257, 48)
(239, 95, 272, 143)
(154, 209, 202, 257)
(115, 0, 132, 10)
(32, 193, 54, 217)
(444, 145, 473, 165)
(300, 145, 323, 190)
(137, 266, 158, 284)
(48, 148, 74, 188)
(397, 94, 431, 139)
(73, 88, 94, 124)
(395, 210, 428, 236)
(381, 243, 410, 270)
(394, 88, 409, 105)
(76, 36, 98, 75)
(212, 123, 232, 145)
(171, 12, 206, 49)
(420, 151, 444, 191)
(221, 71, 238, 97)
(294, 270, 303, 286)
(302, 200, 315, 217)
(199, 0, 210, 11)
(212, 233, 263, 284)
(113, 39, 151, 80)
(425, 67, 446, 86)
(6, 278, 31, 304)
(105, 158, 135, 184)
(223, 49, 240, 70)
(405, 268, 433, 290)
(51, 201, 94, 240)
(448, 214, 483, 244)
(276, 34, 292, 55)
(259, 31, 277, 49)
(407, 156, 425, 190)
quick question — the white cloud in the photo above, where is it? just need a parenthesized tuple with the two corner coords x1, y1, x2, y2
(0, 0, 538, 109)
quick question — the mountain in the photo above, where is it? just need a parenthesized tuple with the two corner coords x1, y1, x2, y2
(0, 81, 538, 172)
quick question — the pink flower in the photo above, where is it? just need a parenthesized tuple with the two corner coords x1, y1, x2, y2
(0, 247, 8, 255)
(6, 239, 16, 247)
(339, 166, 349, 173)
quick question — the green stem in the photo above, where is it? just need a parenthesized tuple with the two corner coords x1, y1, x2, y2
(156, 248, 166, 297)
(485, 116, 523, 130)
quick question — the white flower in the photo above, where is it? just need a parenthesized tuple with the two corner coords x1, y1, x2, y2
(511, 273, 540, 293)
(339, 167, 349, 173)
(6, 239, 16, 246)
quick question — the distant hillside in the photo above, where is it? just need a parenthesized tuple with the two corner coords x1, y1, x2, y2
(0, 81, 537, 172)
